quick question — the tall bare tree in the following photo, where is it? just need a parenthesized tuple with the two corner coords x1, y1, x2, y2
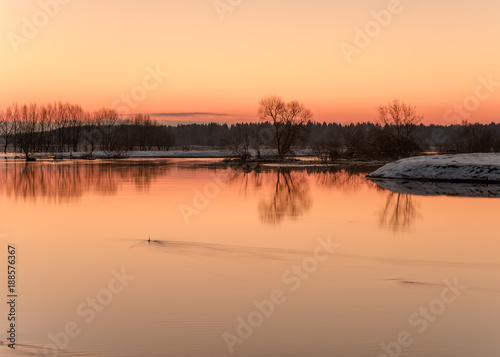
(85, 111, 103, 154)
(16, 103, 39, 160)
(97, 109, 123, 153)
(68, 104, 84, 152)
(258, 96, 312, 158)
(377, 99, 423, 157)
(0, 107, 16, 153)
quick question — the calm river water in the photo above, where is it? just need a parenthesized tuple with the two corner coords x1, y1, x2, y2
(0, 159, 498, 357)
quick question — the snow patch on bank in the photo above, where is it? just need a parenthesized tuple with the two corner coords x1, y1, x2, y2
(367, 154, 500, 183)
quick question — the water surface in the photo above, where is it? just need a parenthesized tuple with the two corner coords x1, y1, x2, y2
(0, 159, 498, 357)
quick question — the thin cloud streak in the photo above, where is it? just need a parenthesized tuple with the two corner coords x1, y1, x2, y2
(152, 112, 230, 117)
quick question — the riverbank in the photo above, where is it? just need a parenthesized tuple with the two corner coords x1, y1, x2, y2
(0, 150, 390, 170)
(367, 153, 500, 184)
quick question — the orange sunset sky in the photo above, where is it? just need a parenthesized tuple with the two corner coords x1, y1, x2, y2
(1, 0, 499, 124)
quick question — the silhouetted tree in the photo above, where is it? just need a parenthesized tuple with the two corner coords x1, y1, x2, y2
(17, 104, 39, 160)
(96, 109, 123, 153)
(378, 99, 423, 158)
(0, 107, 16, 153)
(258, 96, 312, 158)
(456, 120, 496, 152)
(226, 125, 252, 161)
(0, 101, 498, 161)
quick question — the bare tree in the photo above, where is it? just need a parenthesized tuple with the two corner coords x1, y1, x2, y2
(68, 104, 84, 152)
(0, 107, 16, 153)
(131, 114, 157, 150)
(258, 96, 312, 159)
(37, 104, 53, 152)
(17, 103, 39, 160)
(0, 102, 172, 157)
(377, 99, 423, 157)
(340, 124, 367, 157)
(83, 111, 101, 155)
(226, 124, 253, 161)
(456, 120, 496, 152)
(97, 109, 126, 154)
(153, 125, 174, 151)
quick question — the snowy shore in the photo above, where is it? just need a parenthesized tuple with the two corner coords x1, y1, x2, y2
(367, 154, 500, 183)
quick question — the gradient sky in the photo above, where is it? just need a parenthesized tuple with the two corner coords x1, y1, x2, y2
(1, 0, 499, 124)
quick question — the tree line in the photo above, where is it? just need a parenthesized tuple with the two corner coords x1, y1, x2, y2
(1, 99, 499, 161)
(223, 97, 500, 161)
(218, 119, 500, 161)
(0, 103, 174, 159)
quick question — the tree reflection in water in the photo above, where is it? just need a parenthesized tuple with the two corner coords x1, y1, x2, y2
(0, 160, 166, 203)
(255, 168, 423, 230)
(1, 160, 422, 231)
(258, 170, 312, 225)
(379, 192, 422, 232)
(231, 167, 377, 226)
(226, 170, 264, 197)
(315, 168, 378, 192)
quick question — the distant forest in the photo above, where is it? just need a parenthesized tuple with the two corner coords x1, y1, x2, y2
(171, 121, 500, 157)
(1, 102, 499, 160)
